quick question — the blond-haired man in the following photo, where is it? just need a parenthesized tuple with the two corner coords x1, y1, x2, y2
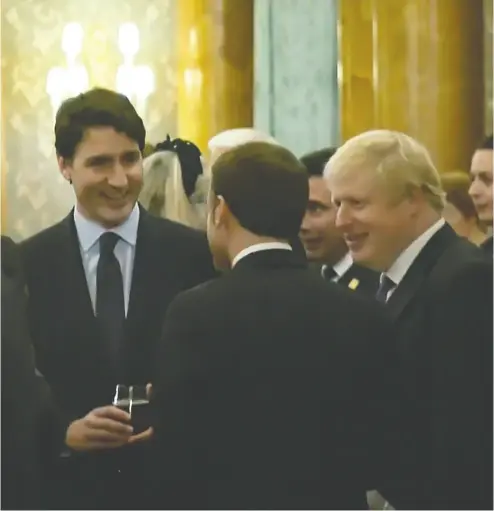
(325, 130, 493, 510)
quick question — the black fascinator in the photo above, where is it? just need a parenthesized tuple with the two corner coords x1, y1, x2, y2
(154, 135, 203, 198)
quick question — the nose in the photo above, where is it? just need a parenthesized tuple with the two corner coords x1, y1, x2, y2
(107, 165, 129, 189)
(335, 204, 352, 229)
(300, 211, 311, 233)
(468, 179, 480, 199)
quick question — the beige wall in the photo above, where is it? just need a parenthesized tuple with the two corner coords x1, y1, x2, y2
(1, 0, 177, 240)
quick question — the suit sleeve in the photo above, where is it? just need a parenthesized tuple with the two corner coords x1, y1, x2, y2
(151, 290, 210, 482)
(428, 261, 493, 507)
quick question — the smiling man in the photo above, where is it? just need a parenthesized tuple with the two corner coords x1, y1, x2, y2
(300, 147, 378, 295)
(325, 130, 493, 510)
(20, 88, 216, 510)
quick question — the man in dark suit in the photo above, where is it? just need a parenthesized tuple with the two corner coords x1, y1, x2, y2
(20, 88, 216, 509)
(300, 147, 378, 295)
(327, 129, 493, 509)
(151, 141, 407, 510)
(1, 236, 64, 510)
(469, 134, 493, 257)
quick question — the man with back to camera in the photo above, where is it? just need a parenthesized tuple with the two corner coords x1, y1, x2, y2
(326, 129, 493, 510)
(20, 88, 216, 509)
(208, 127, 307, 262)
(151, 141, 409, 510)
(469, 134, 493, 255)
(300, 147, 379, 296)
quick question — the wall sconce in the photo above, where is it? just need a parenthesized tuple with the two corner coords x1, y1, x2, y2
(46, 22, 89, 117)
(116, 22, 155, 119)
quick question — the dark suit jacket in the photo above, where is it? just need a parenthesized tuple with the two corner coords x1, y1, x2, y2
(152, 249, 407, 510)
(481, 235, 493, 257)
(379, 224, 493, 510)
(1, 236, 63, 510)
(337, 263, 378, 296)
(315, 261, 379, 297)
(20, 207, 216, 509)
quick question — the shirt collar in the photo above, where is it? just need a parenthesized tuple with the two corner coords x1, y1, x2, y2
(73, 203, 140, 252)
(332, 252, 353, 278)
(385, 218, 445, 286)
(232, 242, 292, 268)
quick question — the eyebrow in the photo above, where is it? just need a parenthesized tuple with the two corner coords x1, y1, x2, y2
(85, 150, 140, 165)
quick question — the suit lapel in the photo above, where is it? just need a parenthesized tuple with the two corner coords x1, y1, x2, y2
(125, 209, 159, 333)
(57, 212, 102, 350)
(386, 224, 458, 319)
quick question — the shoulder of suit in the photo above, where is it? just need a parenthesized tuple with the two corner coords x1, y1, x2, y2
(146, 213, 208, 245)
(428, 236, 492, 288)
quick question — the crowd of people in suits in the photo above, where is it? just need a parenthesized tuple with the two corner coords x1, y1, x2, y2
(2, 86, 493, 510)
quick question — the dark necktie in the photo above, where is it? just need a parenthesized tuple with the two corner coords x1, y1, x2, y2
(375, 274, 395, 303)
(322, 265, 337, 281)
(96, 232, 125, 359)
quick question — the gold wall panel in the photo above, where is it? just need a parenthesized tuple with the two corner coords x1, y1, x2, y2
(177, 0, 254, 153)
(1, 0, 176, 240)
(338, 0, 485, 172)
(337, 0, 376, 141)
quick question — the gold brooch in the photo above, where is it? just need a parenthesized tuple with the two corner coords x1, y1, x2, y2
(348, 278, 360, 290)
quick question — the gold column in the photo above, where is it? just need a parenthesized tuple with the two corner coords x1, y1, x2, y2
(338, 0, 376, 142)
(1, 22, 6, 234)
(177, 0, 254, 153)
(339, 0, 485, 171)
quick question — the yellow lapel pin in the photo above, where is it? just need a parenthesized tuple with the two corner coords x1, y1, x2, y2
(348, 278, 360, 290)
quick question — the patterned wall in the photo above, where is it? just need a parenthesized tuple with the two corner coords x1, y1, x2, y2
(1, 0, 177, 240)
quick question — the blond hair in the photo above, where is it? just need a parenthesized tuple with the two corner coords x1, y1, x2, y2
(324, 130, 445, 211)
(140, 150, 209, 230)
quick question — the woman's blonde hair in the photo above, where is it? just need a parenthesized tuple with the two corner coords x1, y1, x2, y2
(140, 150, 209, 230)
(324, 130, 445, 211)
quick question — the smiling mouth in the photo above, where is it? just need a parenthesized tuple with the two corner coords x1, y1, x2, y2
(344, 233, 368, 247)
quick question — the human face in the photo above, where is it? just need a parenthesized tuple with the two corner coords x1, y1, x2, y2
(328, 169, 418, 272)
(59, 127, 143, 228)
(299, 176, 347, 264)
(469, 149, 493, 225)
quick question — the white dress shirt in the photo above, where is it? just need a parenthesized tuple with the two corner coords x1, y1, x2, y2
(73, 204, 140, 315)
(321, 252, 353, 282)
(231, 242, 292, 268)
(382, 218, 445, 300)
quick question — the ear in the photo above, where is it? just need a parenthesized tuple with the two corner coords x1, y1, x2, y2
(212, 195, 232, 227)
(58, 156, 72, 183)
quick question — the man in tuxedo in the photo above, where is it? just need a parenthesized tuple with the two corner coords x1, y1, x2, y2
(300, 147, 379, 296)
(469, 134, 493, 256)
(326, 130, 493, 509)
(152, 141, 407, 509)
(20, 88, 216, 509)
(1, 236, 64, 509)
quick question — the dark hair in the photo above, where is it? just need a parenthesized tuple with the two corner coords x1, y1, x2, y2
(211, 141, 309, 239)
(54, 87, 146, 160)
(441, 171, 478, 219)
(154, 135, 203, 198)
(300, 147, 337, 177)
(479, 135, 493, 150)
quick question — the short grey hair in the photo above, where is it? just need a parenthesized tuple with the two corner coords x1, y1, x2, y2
(324, 130, 445, 211)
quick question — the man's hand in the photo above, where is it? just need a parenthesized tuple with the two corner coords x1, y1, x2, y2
(66, 405, 133, 451)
